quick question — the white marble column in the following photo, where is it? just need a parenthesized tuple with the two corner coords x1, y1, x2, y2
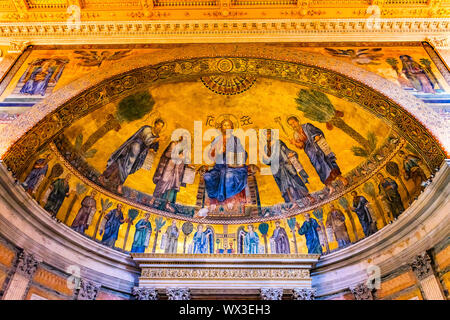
(3, 251, 39, 300)
(411, 252, 446, 300)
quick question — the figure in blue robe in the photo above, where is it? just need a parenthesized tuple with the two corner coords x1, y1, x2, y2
(192, 225, 213, 254)
(20, 66, 41, 95)
(287, 116, 345, 190)
(130, 213, 152, 253)
(262, 131, 310, 204)
(297, 214, 323, 254)
(101, 204, 126, 248)
(203, 119, 248, 205)
(351, 191, 377, 237)
(244, 225, 260, 254)
(22, 155, 51, 194)
(19, 59, 65, 96)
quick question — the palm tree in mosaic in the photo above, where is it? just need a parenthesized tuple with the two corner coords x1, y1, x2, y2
(338, 197, 359, 242)
(123, 209, 139, 250)
(295, 89, 371, 152)
(258, 223, 269, 254)
(81, 91, 155, 153)
(94, 198, 113, 239)
(286, 217, 298, 254)
(351, 132, 377, 158)
(363, 182, 389, 225)
(152, 217, 166, 253)
(63, 183, 87, 224)
(419, 58, 443, 91)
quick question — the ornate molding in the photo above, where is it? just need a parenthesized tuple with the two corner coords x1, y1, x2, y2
(292, 288, 316, 300)
(0, 18, 448, 43)
(425, 36, 450, 49)
(15, 250, 39, 278)
(410, 252, 434, 281)
(350, 283, 374, 300)
(7, 40, 30, 53)
(75, 279, 101, 300)
(166, 287, 191, 300)
(260, 288, 283, 300)
(141, 268, 310, 280)
(132, 287, 159, 300)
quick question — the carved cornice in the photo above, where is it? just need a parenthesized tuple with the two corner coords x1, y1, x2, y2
(1, 0, 449, 22)
(141, 268, 311, 280)
(0, 18, 448, 44)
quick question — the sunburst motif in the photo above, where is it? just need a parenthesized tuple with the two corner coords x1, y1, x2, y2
(201, 74, 257, 95)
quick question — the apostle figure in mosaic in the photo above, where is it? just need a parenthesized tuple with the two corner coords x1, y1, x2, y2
(101, 203, 127, 248)
(130, 213, 152, 253)
(71, 190, 98, 234)
(297, 213, 323, 255)
(99, 119, 165, 194)
(22, 154, 53, 195)
(148, 136, 187, 213)
(162, 220, 180, 254)
(192, 225, 213, 254)
(377, 173, 405, 219)
(44, 174, 71, 219)
(203, 119, 248, 211)
(270, 221, 290, 254)
(398, 150, 427, 198)
(287, 116, 347, 194)
(262, 129, 314, 209)
(351, 191, 377, 237)
(400, 55, 435, 94)
(243, 225, 260, 254)
(326, 204, 350, 249)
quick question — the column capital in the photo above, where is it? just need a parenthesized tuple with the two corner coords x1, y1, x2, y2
(15, 250, 39, 278)
(292, 288, 316, 300)
(260, 288, 283, 300)
(75, 279, 101, 300)
(166, 287, 191, 300)
(7, 41, 30, 54)
(133, 287, 158, 300)
(350, 283, 374, 300)
(410, 252, 434, 281)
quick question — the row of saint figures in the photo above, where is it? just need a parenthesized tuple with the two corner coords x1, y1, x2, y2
(18, 144, 429, 254)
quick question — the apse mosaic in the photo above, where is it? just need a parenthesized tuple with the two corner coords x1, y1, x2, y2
(14, 73, 437, 256)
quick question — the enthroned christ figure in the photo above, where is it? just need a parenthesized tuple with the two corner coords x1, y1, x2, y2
(203, 119, 249, 213)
